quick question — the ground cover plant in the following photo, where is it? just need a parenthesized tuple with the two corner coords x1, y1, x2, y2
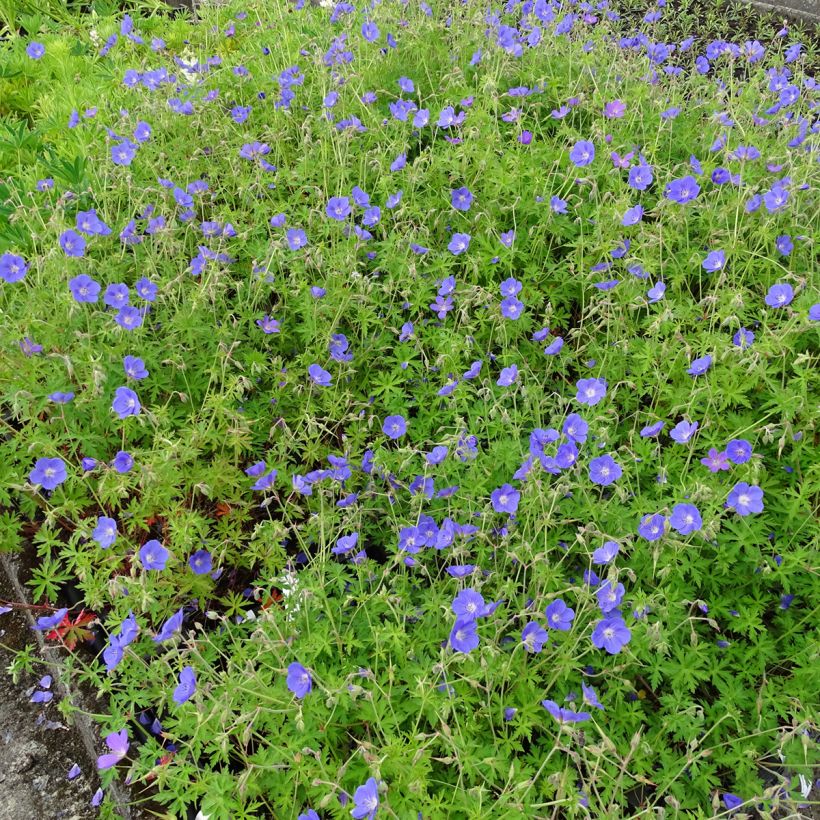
(0, 0, 818, 817)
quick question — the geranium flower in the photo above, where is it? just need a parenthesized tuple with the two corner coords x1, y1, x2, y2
(449, 617, 479, 653)
(97, 729, 129, 770)
(287, 662, 312, 698)
(542, 699, 591, 723)
(591, 616, 631, 654)
(726, 482, 764, 516)
(351, 777, 380, 819)
(30, 457, 67, 490)
(545, 599, 575, 631)
(172, 666, 197, 705)
(491, 483, 520, 514)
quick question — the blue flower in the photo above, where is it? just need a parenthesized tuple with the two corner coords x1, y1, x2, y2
(173, 666, 196, 705)
(569, 139, 595, 167)
(308, 364, 332, 387)
(286, 662, 312, 698)
(382, 415, 407, 440)
(687, 354, 712, 376)
(351, 777, 380, 819)
(589, 455, 622, 486)
(189, 549, 213, 575)
(669, 503, 702, 535)
(449, 617, 479, 653)
(92, 516, 118, 549)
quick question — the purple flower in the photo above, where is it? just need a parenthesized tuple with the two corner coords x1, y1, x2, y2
(34, 608, 68, 630)
(451, 589, 485, 619)
(669, 503, 702, 535)
(135, 277, 157, 301)
(670, 420, 698, 444)
(250, 465, 277, 490)
(104, 283, 129, 309)
(497, 365, 518, 386)
(152, 608, 183, 643)
(257, 315, 281, 334)
(382, 415, 407, 440)
(589, 455, 622, 486)
(115, 306, 143, 330)
(139, 539, 168, 570)
(491, 483, 520, 514)
(522, 621, 549, 653)
(665, 175, 700, 204)
(326, 196, 351, 221)
(96, 729, 129, 771)
(582, 683, 604, 710)
(286, 662, 312, 698)
(726, 482, 764, 516)
(451, 187, 473, 211)
(111, 140, 137, 166)
(449, 617, 479, 653)
(427, 446, 448, 465)
(628, 164, 653, 190)
(687, 354, 712, 376)
(776, 235, 793, 256)
(308, 364, 332, 387)
(638, 513, 666, 541)
(448, 232, 471, 255)
(569, 140, 595, 167)
(332, 533, 359, 556)
(30, 457, 67, 491)
(733, 327, 755, 348)
(69, 274, 100, 303)
(591, 616, 631, 654)
(700, 448, 730, 473)
(351, 777, 380, 819)
(702, 250, 725, 272)
(765, 283, 794, 308)
(647, 281, 666, 303)
(562, 413, 588, 444)
(500, 296, 524, 320)
(550, 195, 568, 214)
(597, 580, 625, 613)
(0, 252, 29, 283)
(542, 700, 591, 723)
(112, 386, 140, 419)
(173, 666, 196, 705)
(49, 391, 74, 404)
(26, 41, 45, 59)
(189, 549, 212, 575)
(723, 793, 743, 812)
(592, 540, 619, 565)
(575, 377, 607, 406)
(545, 599, 575, 631)
(92, 516, 118, 549)
(112, 450, 134, 474)
(621, 204, 643, 226)
(123, 356, 148, 380)
(19, 337, 43, 357)
(286, 228, 307, 250)
(59, 229, 86, 257)
(76, 209, 111, 236)
(726, 439, 752, 464)
(604, 100, 626, 118)
(361, 20, 380, 42)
